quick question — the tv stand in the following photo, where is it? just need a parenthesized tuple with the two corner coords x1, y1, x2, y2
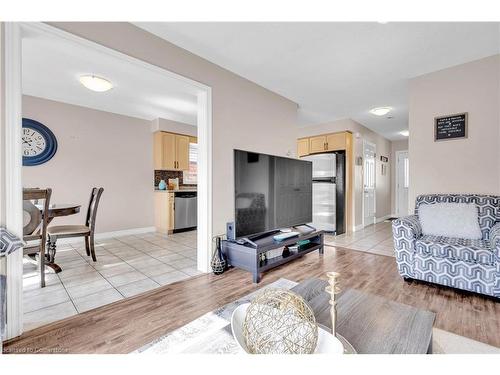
(222, 228, 324, 283)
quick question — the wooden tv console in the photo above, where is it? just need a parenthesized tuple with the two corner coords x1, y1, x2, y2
(221, 227, 324, 283)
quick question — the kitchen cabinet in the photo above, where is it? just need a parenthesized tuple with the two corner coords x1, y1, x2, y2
(155, 191, 175, 234)
(309, 135, 327, 153)
(154, 131, 190, 170)
(326, 132, 346, 151)
(176, 134, 190, 171)
(297, 131, 349, 156)
(297, 138, 310, 157)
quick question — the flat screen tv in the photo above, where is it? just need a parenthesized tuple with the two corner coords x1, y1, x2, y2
(234, 149, 312, 239)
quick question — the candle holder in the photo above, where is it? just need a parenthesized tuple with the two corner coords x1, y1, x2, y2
(325, 271, 341, 337)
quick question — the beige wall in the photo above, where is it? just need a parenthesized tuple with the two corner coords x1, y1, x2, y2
(151, 117, 197, 137)
(409, 55, 500, 204)
(22, 95, 154, 233)
(49, 22, 298, 237)
(390, 139, 408, 214)
(298, 118, 392, 229)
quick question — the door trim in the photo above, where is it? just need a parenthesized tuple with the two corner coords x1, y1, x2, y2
(362, 140, 376, 228)
(2, 22, 24, 340)
(395, 150, 409, 217)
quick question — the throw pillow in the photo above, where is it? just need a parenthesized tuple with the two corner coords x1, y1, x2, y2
(418, 203, 482, 239)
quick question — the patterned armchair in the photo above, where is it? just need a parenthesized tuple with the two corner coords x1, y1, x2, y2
(392, 194, 500, 298)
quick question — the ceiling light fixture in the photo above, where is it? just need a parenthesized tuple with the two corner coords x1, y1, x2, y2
(369, 107, 392, 116)
(399, 130, 409, 137)
(79, 75, 113, 92)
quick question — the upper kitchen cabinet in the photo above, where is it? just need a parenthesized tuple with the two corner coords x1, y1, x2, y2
(297, 131, 349, 156)
(175, 134, 190, 170)
(297, 138, 310, 157)
(154, 131, 191, 170)
(325, 132, 346, 151)
(309, 135, 327, 153)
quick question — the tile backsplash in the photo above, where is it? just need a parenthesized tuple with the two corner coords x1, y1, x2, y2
(154, 170, 196, 188)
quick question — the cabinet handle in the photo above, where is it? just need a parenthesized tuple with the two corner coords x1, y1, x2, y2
(326, 142, 329, 150)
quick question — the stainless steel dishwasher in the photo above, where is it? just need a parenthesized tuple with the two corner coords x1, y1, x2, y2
(174, 192, 197, 230)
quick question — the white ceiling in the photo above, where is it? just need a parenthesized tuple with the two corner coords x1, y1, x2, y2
(22, 28, 199, 125)
(135, 22, 500, 140)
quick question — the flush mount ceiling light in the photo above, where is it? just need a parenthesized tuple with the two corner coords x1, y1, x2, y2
(369, 107, 392, 116)
(79, 75, 113, 92)
(399, 130, 410, 137)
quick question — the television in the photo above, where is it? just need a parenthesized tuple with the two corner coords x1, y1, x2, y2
(234, 149, 313, 239)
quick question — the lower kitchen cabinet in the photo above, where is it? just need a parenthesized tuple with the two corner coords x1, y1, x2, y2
(155, 191, 175, 234)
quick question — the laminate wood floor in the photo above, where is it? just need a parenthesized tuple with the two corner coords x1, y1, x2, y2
(4, 245, 499, 353)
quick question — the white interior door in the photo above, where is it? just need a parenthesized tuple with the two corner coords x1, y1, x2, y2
(363, 141, 376, 226)
(396, 151, 409, 217)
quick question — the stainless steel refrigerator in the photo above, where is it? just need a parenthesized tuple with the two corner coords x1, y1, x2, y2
(303, 153, 336, 233)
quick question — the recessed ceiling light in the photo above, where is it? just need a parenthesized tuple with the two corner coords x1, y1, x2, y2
(369, 107, 392, 116)
(399, 130, 409, 137)
(79, 75, 113, 92)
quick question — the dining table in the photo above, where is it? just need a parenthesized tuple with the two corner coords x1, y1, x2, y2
(31, 203, 81, 273)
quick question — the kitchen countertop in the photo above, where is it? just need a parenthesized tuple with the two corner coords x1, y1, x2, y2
(154, 188, 197, 193)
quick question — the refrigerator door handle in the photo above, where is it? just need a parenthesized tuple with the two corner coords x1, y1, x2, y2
(313, 177, 336, 183)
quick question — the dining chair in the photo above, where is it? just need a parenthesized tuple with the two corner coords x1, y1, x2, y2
(23, 188, 52, 288)
(47, 187, 104, 262)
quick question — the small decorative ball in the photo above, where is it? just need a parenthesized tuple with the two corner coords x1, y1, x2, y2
(243, 288, 318, 354)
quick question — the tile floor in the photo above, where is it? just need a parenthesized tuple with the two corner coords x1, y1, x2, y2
(22, 230, 200, 331)
(324, 220, 395, 257)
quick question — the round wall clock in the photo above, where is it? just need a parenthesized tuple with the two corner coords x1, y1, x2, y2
(22, 118, 58, 166)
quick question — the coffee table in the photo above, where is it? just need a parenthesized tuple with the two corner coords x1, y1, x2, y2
(292, 278, 435, 354)
(137, 278, 435, 354)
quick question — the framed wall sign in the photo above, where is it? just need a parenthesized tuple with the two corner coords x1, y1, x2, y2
(434, 112, 468, 141)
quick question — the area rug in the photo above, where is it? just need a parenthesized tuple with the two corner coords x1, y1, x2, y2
(134, 278, 499, 354)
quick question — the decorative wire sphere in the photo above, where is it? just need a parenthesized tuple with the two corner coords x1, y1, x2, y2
(243, 288, 318, 354)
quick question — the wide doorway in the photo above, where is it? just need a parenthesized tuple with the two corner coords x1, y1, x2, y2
(3, 22, 212, 339)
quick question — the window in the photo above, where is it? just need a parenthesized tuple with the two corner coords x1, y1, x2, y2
(183, 142, 198, 184)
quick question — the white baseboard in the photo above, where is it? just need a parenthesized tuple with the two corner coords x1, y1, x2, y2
(56, 226, 156, 245)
